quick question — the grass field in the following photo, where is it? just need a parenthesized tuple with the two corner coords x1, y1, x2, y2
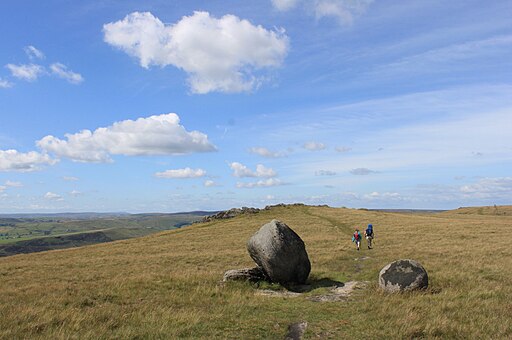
(0, 205, 511, 339)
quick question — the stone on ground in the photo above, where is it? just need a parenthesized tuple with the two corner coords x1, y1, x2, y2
(379, 259, 428, 293)
(247, 219, 311, 285)
(285, 321, 308, 340)
(223, 267, 267, 282)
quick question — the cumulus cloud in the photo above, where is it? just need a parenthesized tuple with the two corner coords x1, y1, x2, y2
(5, 47, 83, 86)
(155, 168, 206, 179)
(69, 190, 82, 197)
(44, 192, 63, 200)
(62, 176, 79, 181)
(50, 63, 84, 84)
(0, 186, 5, 193)
(248, 147, 287, 158)
(236, 178, 283, 188)
(103, 11, 289, 94)
(271, 0, 373, 25)
(350, 168, 377, 175)
(0, 149, 57, 172)
(0, 77, 13, 88)
(5, 63, 45, 82)
(204, 180, 217, 187)
(229, 162, 277, 178)
(315, 170, 337, 176)
(24, 46, 45, 60)
(303, 141, 326, 151)
(37, 113, 216, 163)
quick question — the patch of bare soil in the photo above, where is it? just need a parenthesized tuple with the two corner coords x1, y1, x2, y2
(256, 281, 368, 302)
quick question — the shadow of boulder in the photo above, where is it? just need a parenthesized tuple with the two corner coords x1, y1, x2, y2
(286, 277, 344, 293)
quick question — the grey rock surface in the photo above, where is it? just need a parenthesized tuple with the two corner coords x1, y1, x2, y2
(379, 259, 428, 293)
(285, 321, 308, 340)
(247, 219, 311, 285)
(222, 267, 267, 282)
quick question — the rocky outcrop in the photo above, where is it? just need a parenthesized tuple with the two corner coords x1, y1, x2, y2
(379, 259, 428, 293)
(202, 203, 322, 222)
(247, 219, 311, 285)
(202, 207, 260, 222)
(222, 267, 267, 282)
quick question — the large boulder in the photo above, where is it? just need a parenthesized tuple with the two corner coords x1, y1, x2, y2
(247, 220, 311, 285)
(379, 259, 428, 293)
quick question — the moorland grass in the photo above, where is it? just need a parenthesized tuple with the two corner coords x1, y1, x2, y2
(0, 205, 511, 339)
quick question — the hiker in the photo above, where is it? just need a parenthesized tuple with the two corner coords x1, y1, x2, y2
(365, 224, 374, 249)
(352, 228, 362, 251)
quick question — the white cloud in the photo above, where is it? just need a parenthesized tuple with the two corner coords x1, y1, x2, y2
(315, 170, 336, 176)
(5, 180, 22, 187)
(24, 46, 45, 60)
(335, 146, 351, 153)
(0, 77, 13, 88)
(5, 63, 45, 82)
(236, 178, 283, 188)
(103, 11, 289, 94)
(271, 0, 373, 25)
(0, 186, 5, 193)
(155, 168, 206, 179)
(50, 63, 84, 84)
(229, 162, 277, 178)
(69, 190, 82, 197)
(0, 149, 57, 172)
(62, 176, 79, 181)
(303, 141, 326, 151)
(37, 113, 216, 163)
(313, 0, 373, 25)
(248, 147, 286, 158)
(459, 177, 512, 199)
(204, 180, 217, 187)
(44, 192, 63, 200)
(350, 168, 377, 175)
(272, 0, 300, 11)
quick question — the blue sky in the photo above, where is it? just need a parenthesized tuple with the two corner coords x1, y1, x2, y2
(0, 0, 511, 213)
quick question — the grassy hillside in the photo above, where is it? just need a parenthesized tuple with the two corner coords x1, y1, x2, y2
(0, 205, 511, 339)
(0, 212, 209, 257)
(441, 205, 512, 216)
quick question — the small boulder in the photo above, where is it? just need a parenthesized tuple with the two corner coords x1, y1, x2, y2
(247, 219, 311, 285)
(285, 321, 308, 340)
(379, 259, 428, 293)
(223, 267, 267, 282)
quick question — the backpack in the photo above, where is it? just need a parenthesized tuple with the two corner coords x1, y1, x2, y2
(366, 228, 373, 237)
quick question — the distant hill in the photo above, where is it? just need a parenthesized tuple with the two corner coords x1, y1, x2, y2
(0, 211, 213, 257)
(441, 205, 512, 216)
(0, 212, 131, 219)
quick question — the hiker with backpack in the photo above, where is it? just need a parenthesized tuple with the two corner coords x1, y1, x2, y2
(365, 224, 374, 249)
(352, 228, 362, 251)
